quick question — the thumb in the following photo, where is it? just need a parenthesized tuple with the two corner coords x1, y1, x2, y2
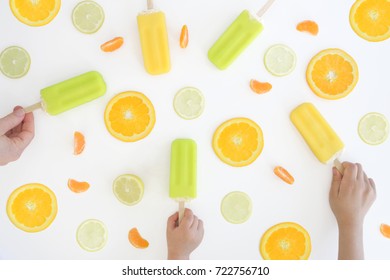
(0, 108, 25, 135)
(330, 167, 342, 198)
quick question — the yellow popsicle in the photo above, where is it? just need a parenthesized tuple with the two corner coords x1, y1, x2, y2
(290, 103, 344, 164)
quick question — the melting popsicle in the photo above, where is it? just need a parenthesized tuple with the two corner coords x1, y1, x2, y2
(24, 71, 106, 115)
(137, 0, 171, 75)
(169, 139, 197, 224)
(290, 103, 345, 172)
(208, 0, 276, 70)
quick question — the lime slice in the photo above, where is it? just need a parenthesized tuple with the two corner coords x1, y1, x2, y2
(76, 219, 108, 252)
(221, 191, 252, 224)
(0, 46, 30, 79)
(72, 1, 105, 34)
(358, 113, 389, 145)
(113, 174, 144, 206)
(264, 44, 296, 77)
(173, 87, 205, 120)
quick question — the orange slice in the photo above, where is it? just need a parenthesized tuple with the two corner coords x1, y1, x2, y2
(213, 118, 264, 167)
(350, 0, 390, 42)
(306, 48, 359, 100)
(101, 37, 124, 52)
(260, 222, 311, 260)
(180, 25, 189, 48)
(380, 223, 390, 238)
(6, 183, 57, 232)
(128, 228, 149, 249)
(68, 179, 90, 193)
(104, 91, 156, 142)
(250, 79, 272, 94)
(74, 131, 85, 155)
(297, 20, 319, 35)
(274, 166, 295, 185)
(10, 0, 61, 27)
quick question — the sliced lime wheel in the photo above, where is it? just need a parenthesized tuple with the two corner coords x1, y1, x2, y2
(173, 87, 205, 120)
(0, 46, 30, 79)
(113, 174, 144, 206)
(76, 219, 108, 252)
(264, 44, 296, 77)
(221, 191, 252, 224)
(358, 112, 389, 145)
(72, 1, 105, 34)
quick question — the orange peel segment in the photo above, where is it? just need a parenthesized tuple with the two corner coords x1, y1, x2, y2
(68, 179, 90, 193)
(274, 166, 295, 185)
(128, 228, 149, 249)
(180, 25, 189, 48)
(250, 79, 272, 94)
(101, 37, 124, 52)
(297, 20, 319, 35)
(74, 131, 85, 155)
(380, 223, 390, 238)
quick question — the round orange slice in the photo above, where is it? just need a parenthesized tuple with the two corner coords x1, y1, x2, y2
(213, 118, 264, 167)
(104, 91, 156, 142)
(10, 0, 61, 27)
(7, 183, 58, 233)
(306, 48, 359, 100)
(350, 0, 390, 42)
(260, 222, 311, 260)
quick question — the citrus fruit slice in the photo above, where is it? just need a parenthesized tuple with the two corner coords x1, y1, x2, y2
(74, 131, 85, 155)
(6, 183, 57, 233)
(0, 46, 31, 79)
(250, 79, 272, 94)
(297, 20, 319, 35)
(68, 179, 90, 193)
(358, 112, 389, 145)
(76, 219, 108, 252)
(221, 191, 252, 224)
(173, 87, 205, 120)
(213, 118, 264, 167)
(380, 223, 390, 238)
(306, 48, 359, 100)
(260, 222, 311, 260)
(113, 174, 144, 206)
(264, 44, 297, 77)
(128, 228, 149, 249)
(10, 0, 61, 27)
(180, 25, 189, 48)
(101, 37, 124, 52)
(274, 166, 295, 185)
(104, 91, 156, 142)
(72, 1, 104, 34)
(350, 0, 390, 42)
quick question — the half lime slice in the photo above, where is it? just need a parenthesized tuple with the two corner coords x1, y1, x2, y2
(76, 219, 108, 252)
(264, 44, 296, 77)
(173, 87, 205, 120)
(0, 46, 30, 79)
(221, 191, 252, 224)
(113, 174, 144, 206)
(358, 112, 389, 145)
(72, 1, 105, 34)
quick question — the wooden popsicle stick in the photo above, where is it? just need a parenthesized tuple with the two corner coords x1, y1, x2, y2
(256, 0, 276, 18)
(24, 102, 42, 113)
(147, 0, 153, 10)
(178, 201, 185, 224)
(334, 158, 345, 175)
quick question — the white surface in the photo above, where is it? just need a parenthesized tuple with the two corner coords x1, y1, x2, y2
(0, 0, 389, 260)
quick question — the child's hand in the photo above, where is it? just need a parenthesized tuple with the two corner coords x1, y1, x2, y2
(329, 162, 376, 229)
(0, 107, 34, 166)
(166, 208, 204, 260)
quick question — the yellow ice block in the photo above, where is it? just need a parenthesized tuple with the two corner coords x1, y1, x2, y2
(290, 103, 344, 164)
(137, 10, 171, 75)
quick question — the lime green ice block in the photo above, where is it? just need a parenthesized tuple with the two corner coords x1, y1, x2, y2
(169, 139, 197, 223)
(208, 10, 264, 70)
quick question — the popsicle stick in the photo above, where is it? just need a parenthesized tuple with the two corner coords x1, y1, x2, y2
(24, 102, 42, 113)
(256, 0, 276, 18)
(334, 158, 345, 175)
(147, 0, 153, 10)
(178, 201, 185, 224)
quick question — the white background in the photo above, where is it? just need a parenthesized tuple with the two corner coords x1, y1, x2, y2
(0, 0, 389, 260)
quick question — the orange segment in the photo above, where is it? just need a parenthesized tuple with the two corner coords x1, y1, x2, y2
(68, 179, 90, 193)
(74, 131, 85, 155)
(306, 48, 359, 100)
(6, 183, 57, 233)
(10, 0, 61, 27)
(101, 37, 124, 52)
(274, 166, 295, 185)
(180, 25, 189, 48)
(128, 228, 149, 249)
(380, 223, 390, 238)
(213, 118, 264, 167)
(260, 222, 311, 260)
(297, 20, 319, 35)
(250, 79, 272, 94)
(350, 0, 390, 42)
(104, 91, 156, 142)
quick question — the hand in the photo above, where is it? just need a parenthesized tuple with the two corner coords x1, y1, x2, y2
(166, 208, 204, 260)
(329, 162, 376, 228)
(0, 107, 35, 165)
